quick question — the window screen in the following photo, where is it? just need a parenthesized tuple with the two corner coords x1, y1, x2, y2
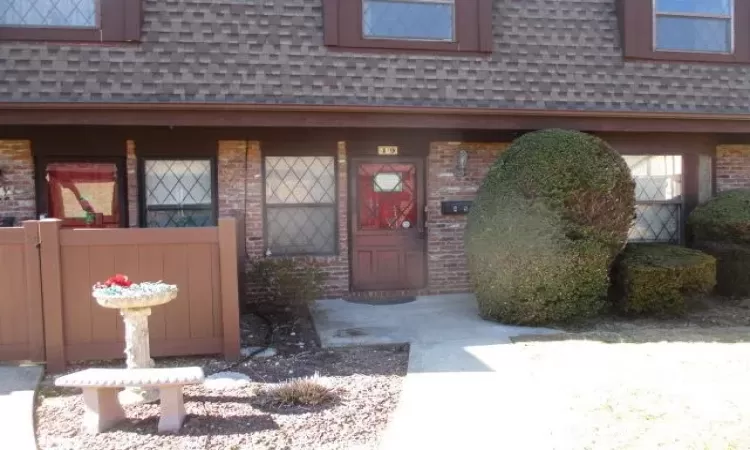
(143, 159, 215, 228)
(624, 155, 683, 243)
(264, 156, 337, 255)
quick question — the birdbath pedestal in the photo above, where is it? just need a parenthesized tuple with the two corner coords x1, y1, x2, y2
(93, 280, 178, 405)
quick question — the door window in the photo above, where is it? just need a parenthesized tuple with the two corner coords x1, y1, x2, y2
(358, 163, 417, 230)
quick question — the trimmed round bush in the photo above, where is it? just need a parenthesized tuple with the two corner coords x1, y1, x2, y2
(612, 244, 716, 316)
(688, 189, 750, 297)
(465, 129, 636, 325)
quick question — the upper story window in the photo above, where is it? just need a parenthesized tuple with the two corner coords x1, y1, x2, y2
(0, 0, 141, 42)
(654, 0, 733, 53)
(619, 0, 750, 63)
(363, 0, 454, 41)
(324, 0, 492, 53)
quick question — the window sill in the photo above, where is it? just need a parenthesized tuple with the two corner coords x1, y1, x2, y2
(326, 44, 490, 57)
(0, 26, 141, 43)
(624, 50, 750, 65)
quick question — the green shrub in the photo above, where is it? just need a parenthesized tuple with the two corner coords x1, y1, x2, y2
(249, 258, 326, 308)
(613, 244, 716, 316)
(688, 189, 750, 244)
(466, 129, 636, 325)
(688, 189, 750, 297)
(692, 241, 750, 298)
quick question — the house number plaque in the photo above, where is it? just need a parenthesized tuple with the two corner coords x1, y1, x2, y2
(377, 146, 399, 156)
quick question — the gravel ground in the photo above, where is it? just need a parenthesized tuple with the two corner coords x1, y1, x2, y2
(36, 306, 409, 450)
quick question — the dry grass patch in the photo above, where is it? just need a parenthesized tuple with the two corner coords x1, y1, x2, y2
(504, 327, 750, 449)
(256, 373, 339, 408)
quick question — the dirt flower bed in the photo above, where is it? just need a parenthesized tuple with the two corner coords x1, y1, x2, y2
(565, 295, 750, 332)
(36, 307, 408, 450)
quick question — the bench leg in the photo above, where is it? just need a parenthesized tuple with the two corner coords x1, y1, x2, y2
(81, 387, 126, 434)
(158, 386, 186, 433)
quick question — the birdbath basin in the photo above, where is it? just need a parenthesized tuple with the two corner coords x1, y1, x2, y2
(92, 276, 178, 404)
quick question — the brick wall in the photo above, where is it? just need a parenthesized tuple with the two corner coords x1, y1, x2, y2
(426, 142, 510, 294)
(716, 145, 750, 192)
(217, 139, 264, 258)
(316, 141, 350, 297)
(126, 140, 138, 227)
(0, 140, 36, 224)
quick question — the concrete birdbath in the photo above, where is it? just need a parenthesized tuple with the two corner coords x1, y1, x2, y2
(92, 274, 178, 405)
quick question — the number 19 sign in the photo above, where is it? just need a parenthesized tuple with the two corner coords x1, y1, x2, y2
(377, 146, 399, 156)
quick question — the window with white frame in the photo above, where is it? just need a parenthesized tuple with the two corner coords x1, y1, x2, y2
(264, 156, 337, 256)
(362, 0, 455, 41)
(654, 0, 733, 53)
(624, 155, 683, 243)
(142, 159, 215, 228)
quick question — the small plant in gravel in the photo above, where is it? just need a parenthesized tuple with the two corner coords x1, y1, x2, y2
(249, 258, 327, 308)
(257, 373, 338, 407)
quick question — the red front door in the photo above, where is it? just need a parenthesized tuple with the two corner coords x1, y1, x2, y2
(42, 161, 124, 228)
(350, 158, 426, 291)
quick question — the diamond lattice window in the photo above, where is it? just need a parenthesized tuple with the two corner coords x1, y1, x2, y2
(143, 160, 214, 228)
(0, 0, 96, 26)
(363, 0, 454, 41)
(265, 156, 336, 255)
(624, 155, 683, 243)
(655, 0, 733, 53)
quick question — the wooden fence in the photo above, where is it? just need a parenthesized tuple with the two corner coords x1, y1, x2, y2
(0, 218, 241, 372)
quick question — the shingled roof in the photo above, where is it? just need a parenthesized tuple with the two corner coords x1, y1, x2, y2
(1, 0, 749, 114)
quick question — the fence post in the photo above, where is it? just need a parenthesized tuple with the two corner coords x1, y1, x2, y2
(22, 221, 45, 362)
(39, 219, 66, 373)
(218, 218, 241, 360)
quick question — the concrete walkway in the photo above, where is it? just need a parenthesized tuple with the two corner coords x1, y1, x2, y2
(311, 294, 558, 449)
(0, 364, 43, 450)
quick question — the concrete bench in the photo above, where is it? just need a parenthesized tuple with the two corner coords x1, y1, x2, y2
(55, 367, 204, 433)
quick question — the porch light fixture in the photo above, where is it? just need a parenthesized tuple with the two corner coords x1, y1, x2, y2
(456, 150, 469, 177)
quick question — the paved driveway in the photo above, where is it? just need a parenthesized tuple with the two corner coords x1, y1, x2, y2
(311, 294, 556, 449)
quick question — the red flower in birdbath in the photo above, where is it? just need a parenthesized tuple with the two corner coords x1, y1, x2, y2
(103, 274, 132, 288)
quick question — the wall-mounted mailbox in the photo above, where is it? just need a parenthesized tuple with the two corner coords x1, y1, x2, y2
(441, 200, 473, 215)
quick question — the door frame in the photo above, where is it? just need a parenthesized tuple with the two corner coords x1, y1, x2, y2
(35, 155, 129, 227)
(348, 156, 427, 292)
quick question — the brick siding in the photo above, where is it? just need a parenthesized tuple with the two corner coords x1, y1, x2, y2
(716, 145, 750, 192)
(0, 140, 36, 224)
(126, 140, 138, 227)
(426, 142, 510, 294)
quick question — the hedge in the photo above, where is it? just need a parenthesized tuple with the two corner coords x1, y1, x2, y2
(688, 189, 750, 297)
(613, 244, 716, 316)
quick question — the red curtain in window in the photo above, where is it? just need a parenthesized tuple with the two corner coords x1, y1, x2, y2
(46, 163, 119, 227)
(358, 164, 417, 230)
